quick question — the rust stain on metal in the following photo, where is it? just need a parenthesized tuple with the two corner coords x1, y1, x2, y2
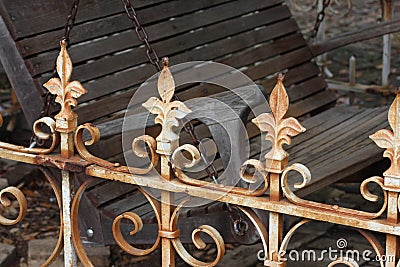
(1, 35, 400, 267)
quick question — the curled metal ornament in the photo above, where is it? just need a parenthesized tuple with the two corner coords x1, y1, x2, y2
(239, 159, 269, 196)
(39, 168, 64, 267)
(71, 178, 95, 266)
(172, 144, 269, 196)
(279, 219, 310, 259)
(357, 230, 385, 267)
(74, 123, 158, 174)
(236, 207, 269, 261)
(0, 186, 27, 225)
(359, 176, 387, 217)
(281, 164, 387, 219)
(112, 188, 161, 256)
(170, 199, 225, 267)
(281, 163, 312, 205)
(398, 193, 400, 213)
(172, 144, 201, 169)
(0, 116, 59, 154)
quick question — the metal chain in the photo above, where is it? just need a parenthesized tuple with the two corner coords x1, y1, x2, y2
(310, 0, 331, 39)
(63, 0, 80, 45)
(30, 0, 80, 148)
(121, 0, 249, 236)
(121, 0, 161, 71)
(121, 0, 219, 183)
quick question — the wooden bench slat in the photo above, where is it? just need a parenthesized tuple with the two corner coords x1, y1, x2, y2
(99, 190, 148, 218)
(74, 19, 299, 103)
(298, 121, 388, 196)
(18, 0, 281, 57)
(303, 119, 387, 169)
(87, 179, 137, 208)
(72, 44, 316, 122)
(34, 3, 292, 86)
(0, 0, 168, 39)
(58, 5, 294, 84)
(303, 109, 386, 162)
(83, 62, 326, 159)
(28, 0, 243, 75)
(260, 61, 322, 92)
(291, 107, 385, 157)
(287, 76, 327, 102)
(290, 106, 365, 146)
(287, 90, 337, 118)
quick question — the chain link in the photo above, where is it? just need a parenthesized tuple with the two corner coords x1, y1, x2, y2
(121, 0, 161, 71)
(30, 0, 80, 147)
(63, 0, 80, 45)
(311, 0, 331, 39)
(121, 0, 247, 235)
(121, 0, 221, 182)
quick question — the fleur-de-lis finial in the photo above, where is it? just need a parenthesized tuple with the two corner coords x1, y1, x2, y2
(43, 40, 87, 131)
(252, 74, 305, 164)
(370, 90, 400, 177)
(142, 57, 192, 154)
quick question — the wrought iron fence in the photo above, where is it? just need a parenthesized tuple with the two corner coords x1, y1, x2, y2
(1, 41, 399, 267)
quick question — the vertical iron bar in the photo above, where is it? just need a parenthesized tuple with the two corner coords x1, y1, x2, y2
(268, 172, 284, 264)
(161, 155, 175, 266)
(385, 191, 399, 267)
(60, 131, 77, 266)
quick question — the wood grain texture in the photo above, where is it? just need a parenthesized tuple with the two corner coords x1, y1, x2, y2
(0, 16, 43, 126)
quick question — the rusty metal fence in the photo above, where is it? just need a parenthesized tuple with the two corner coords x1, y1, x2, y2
(1, 41, 400, 267)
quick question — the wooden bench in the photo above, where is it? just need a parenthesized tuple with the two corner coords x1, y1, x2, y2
(0, 0, 391, 245)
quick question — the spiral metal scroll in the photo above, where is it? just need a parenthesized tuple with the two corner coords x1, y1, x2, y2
(172, 144, 269, 196)
(357, 230, 385, 267)
(0, 116, 59, 154)
(0, 186, 27, 226)
(74, 123, 158, 174)
(170, 199, 225, 267)
(39, 168, 64, 267)
(71, 178, 95, 266)
(235, 206, 269, 261)
(279, 219, 310, 259)
(112, 187, 161, 256)
(281, 164, 387, 219)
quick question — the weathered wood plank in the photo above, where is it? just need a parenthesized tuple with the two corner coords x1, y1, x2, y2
(0, 0, 168, 39)
(27, 0, 236, 75)
(87, 180, 137, 208)
(287, 90, 337, 118)
(310, 17, 400, 57)
(76, 18, 298, 103)
(292, 108, 386, 160)
(18, 0, 281, 57)
(0, 16, 43, 126)
(290, 107, 381, 156)
(61, 5, 294, 84)
(74, 46, 315, 123)
(290, 106, 365, 147)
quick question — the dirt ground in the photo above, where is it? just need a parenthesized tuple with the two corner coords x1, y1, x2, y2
(1, 0, 400, 266)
